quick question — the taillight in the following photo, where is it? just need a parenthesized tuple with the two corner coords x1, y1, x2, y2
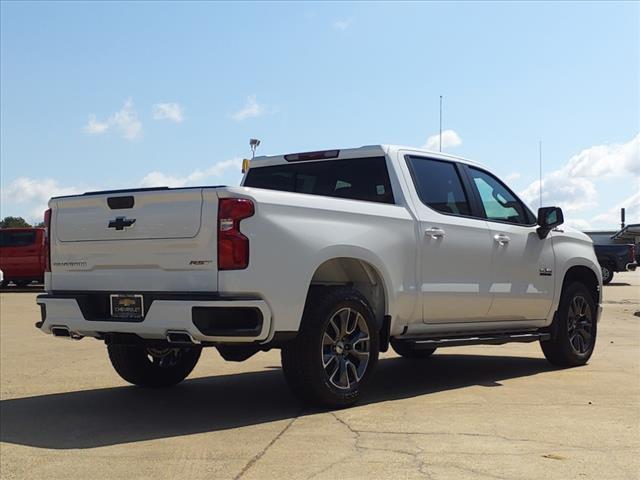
(44, 208, 51, 272)
(630, 244, 636, 262)
(217, 198, 254, 270)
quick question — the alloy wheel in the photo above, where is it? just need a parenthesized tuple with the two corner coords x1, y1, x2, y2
(567, 295, 594, 355)
(321, 307, 370, 390)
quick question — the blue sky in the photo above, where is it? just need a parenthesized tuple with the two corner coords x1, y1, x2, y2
(1, 1, 638, 228)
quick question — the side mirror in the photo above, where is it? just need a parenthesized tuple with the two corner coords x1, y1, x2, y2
(537, 206, 564, 239)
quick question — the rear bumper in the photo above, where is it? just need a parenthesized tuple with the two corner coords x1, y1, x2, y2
(36, 293, 273, 344)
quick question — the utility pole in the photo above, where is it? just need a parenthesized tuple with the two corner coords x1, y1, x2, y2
(439, 95, 443, 152)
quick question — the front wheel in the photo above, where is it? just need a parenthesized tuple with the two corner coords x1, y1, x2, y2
(601, 266, 613, 285)
(540, 282, 597, 367)
(281, 287, 379, 408)
(108, 345, 202, 387)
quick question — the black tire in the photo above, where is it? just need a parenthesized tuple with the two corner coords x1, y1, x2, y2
(601, 266, 613, 285)
(107, 345, 202, 387)
(281, 287, 379, 408)
(540, 282, 597, 367)
(390, 338, 436, 359)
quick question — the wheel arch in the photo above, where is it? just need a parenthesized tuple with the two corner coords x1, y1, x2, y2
(561, 265, 600, 307)
(308, 256, 389, 331)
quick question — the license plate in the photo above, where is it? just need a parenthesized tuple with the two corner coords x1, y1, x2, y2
(110, 294, 144, 319)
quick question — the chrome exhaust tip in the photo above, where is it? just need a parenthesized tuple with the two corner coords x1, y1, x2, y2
(51, 326, 71, 337)
(51, 326, 83, 340)
(166, 330, 200, 345)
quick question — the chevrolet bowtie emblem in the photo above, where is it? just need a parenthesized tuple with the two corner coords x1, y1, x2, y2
(108, 216, 136, 231)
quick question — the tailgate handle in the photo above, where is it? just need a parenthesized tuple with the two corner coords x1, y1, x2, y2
(107, 196, 134, 209)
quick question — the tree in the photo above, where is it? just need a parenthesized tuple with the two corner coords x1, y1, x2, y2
(0, 216, 32, 228)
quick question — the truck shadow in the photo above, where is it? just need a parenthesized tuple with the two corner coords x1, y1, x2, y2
(0, 354, 554, 449)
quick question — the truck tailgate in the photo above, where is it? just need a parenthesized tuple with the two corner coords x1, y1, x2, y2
(49, 188, 219, 292)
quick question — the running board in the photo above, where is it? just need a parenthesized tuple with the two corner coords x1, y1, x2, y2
(400, 332, 550, 349)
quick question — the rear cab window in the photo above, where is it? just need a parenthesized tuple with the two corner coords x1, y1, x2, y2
(244, 157, 395, 204)
(0, 231, 37, 247)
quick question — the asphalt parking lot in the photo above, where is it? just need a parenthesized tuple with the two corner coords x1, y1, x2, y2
(1, 273, 638, 480)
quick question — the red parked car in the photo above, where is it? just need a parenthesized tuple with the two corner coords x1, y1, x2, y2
(0, 228, 46, 287)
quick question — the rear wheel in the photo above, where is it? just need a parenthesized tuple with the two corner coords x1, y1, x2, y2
(540, 282, 597, 367)
(601, 266, 613, 285)
(281, 287, 379, 408)
(390, 338, 436, 359)
(108, 345, 202, 387)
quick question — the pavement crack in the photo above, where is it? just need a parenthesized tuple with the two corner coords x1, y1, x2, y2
(233, 413, 299, 480)
(345, 427, 594, 451)
(330, 413, 433, 479)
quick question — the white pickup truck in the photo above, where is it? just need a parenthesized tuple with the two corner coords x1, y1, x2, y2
(37, 145, 602, 407)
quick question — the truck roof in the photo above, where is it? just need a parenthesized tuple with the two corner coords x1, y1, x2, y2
(250, 144, 486, 169)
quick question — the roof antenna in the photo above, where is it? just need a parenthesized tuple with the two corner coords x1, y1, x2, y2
(539, 140, 543, 208)
(439, 95, 443, 152)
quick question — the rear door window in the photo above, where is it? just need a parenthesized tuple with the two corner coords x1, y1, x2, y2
(0, 231, 36, 247)
(244, 157, 395, 204)
(405, 156, 471, 216)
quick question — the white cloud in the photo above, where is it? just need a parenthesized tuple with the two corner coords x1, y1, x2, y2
(231, 95, 266, 121)
(520, 173, 598, 213)
(139, 158, 243, 188)
(1, 158, 243, 223)
(333, 19, 350, 31)
(423, 129, 462, 151)
(84, 115, 109, 135)
(563, 134, 639, 178)
(1, 177, 87, 222)
(152, 102, 184, 123)
(592, 191, 640, 227)
(520, 134, 639, 220)
(563, 218, 593, 230)
(111, 99, 142, 139)
(504, 172, 521, 182)
(83, 99, 142, 140)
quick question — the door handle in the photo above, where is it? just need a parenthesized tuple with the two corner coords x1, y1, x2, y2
(425, 227, 446, 239)
(494, 234, 510, 245)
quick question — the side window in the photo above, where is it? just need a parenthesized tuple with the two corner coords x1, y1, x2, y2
(0, 231, 36, 247)
(406, 156, 471, 216)
(468, 168, 534, 225)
